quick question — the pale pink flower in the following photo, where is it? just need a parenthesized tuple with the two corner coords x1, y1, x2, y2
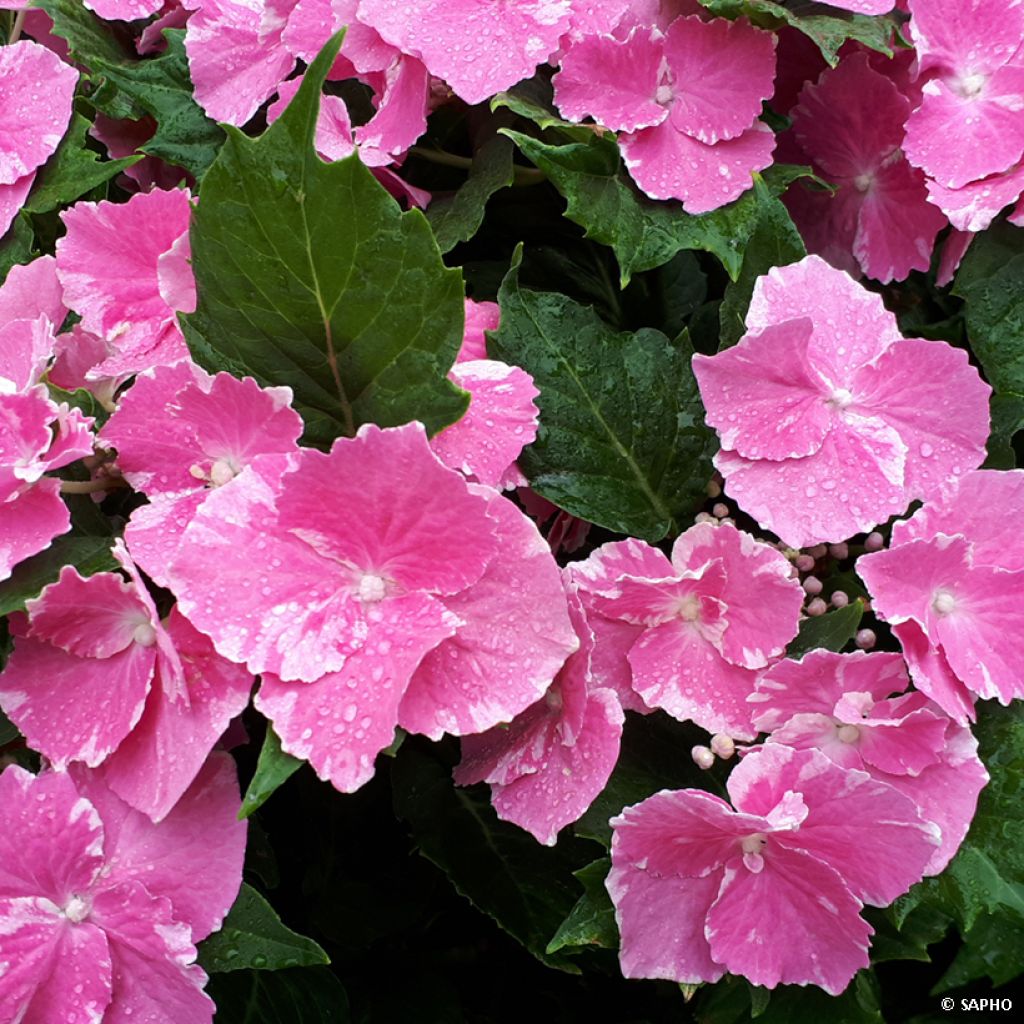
(0, 754, 245, 1024)
(167, 423, 577, 793)
(0, 543, 253, 822)
(584, 521, 804, 738)
(85, 0, 164, 17)
(858, 470, 1024, 724)
(693, 255, 991, 547)
(0, 41, 78, 235)
(783, 53, 946, 282)
(56, 188, 196, 379)
(750, 649, 988, 874)
(554, 17, 777, 212)
(608, 745, 939, 993)
(455, 578, 624, 845)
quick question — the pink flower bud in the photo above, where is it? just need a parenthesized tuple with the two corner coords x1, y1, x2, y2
(706, 479, 722, 498)
(864, 531, 884, 552)
(802, 575, 823, 596)
(831, 591, 850, 608)
(808, 544, 828, 559)
(794, 554, 816, 572)
(806, 597, 827, 616)
(710, 734, 735, 759)
(829, 542, 849, 560)
(712, 503, 729, 519)
(855, 629, 876, 650)
(691, 745, 715, 770)
(695, 512, 715, 524)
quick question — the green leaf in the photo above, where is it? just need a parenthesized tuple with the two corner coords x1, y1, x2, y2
(0, 709, 19, 747)
(238, 725, 302, 820)
(717, 176, 806, 348)
(91, 30, 226, 180)
(575, 712, 725, 847)
(697, 0, 900, 66)
(490, 251, 716, 540)
(23, 114, 140, 217)
(208, 967, 350, 1024)
(0, 535, 117, 618)
(504, 129, 809, 287)
(954, 221, 1024, 396)
(183, 33, 468, 448)
(0, 215, 34, 284)
(786, 599, 864, 659)
(864, 902, 951, 965)
(391, 743, 591, 971)
(986, 392, 1024, 469)
(198, 884, 329, 974)
(37, 0, 136, 71)
(937, 911, 1024, 992)
(546, 858, 618, 954)
(426, 135, 515, 253)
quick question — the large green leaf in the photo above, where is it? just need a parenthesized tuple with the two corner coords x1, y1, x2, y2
(786, 600, 864, 659)
(0, 215, 34, 283)
(23, 114, 140, 217)
(489, 251, 716, 540)
(504, 129, 809, 286)
(546, 859, 618, 955)
(986, 392, 1024, 469)
(183, 33, 468, 447)
(37, 0, 136, 68)
(698, 0, 901, 66)
(238, 725, 302, 820)
(208, 967, 349, 1024)
(198, 884, 329, 974)
(91, 30, 225, 180)
(391, 743, 592, 971)
(953, 221, 1024, 397)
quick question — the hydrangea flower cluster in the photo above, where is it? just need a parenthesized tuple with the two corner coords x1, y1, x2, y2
(2, 0, 1023, 1017)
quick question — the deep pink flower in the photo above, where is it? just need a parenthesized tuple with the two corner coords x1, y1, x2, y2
(455, 578, 624, 845)
(554, 17, 776, 211)
(168, 423, 577, 793)
(608, 745, 939, 993)
(751, 649, 988, 874)
(0, 754, 245, 1023)
(586, 522, 803, 738)
(858, 470, 1024, 723)
(56, 188, 195, 380)
(0, 544, 253, 822)
(693, 255, 991, 547)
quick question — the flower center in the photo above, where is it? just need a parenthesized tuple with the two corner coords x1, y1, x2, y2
(357, 573, 388, 603)
(955, 71, 987, 100)
(676, 595, 701, 622)
(740, 833, 767, 873)
(62, 895, 91, 924)
(853, 172, 873, 193)
(932, 589, 957, 616)
(132, 621, 157, 647)
(828, 387, 855, 409)
(655, 83, 674, 106)
(837, 723, 860, 744)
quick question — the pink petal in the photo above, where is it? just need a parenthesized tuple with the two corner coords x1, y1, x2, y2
(400, 490, 577, 738)
(707, 847, 870, 994)
(926, 159, 1024, 232)
(124, 492, 204, 590)
(355, 54, 429, 166)
(893, 619, 977, 725)
(258, 592, 456, 792)
(937, 227, 974, 286)
(85, 0, 164, 17)
(459, 299, 500, 362)
(662, 15, 776, 145)
(0, 388, 55, 500)
(266, 75, 355, 161)
(553, 27, 667, 133)
(0, 172, 33, 237)
(0, 317, 58, 394)
(0, 479, 70, 583)
(852, 705, 949, 776)
(568, 537, 674, 595)
(0, 41, 77, 185)
(430, 360, 539, 488)
(0, 254, 66, 347)
(622, 120, 776, 212)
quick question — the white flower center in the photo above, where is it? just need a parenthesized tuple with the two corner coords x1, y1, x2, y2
(132, 621, 157, 647)
(655, 83, 674, 106)
(62, 895, 91, 924)
(932, 589, 957, 616)
(837, 724, 860, 744)
(956, 72, 987, 100)
(853, 172, 873, 193)
(357, 573, 387, 603)
(741, 833, 767, 855)
(828, 387, 855, 409)
(676, 595, 701, 622)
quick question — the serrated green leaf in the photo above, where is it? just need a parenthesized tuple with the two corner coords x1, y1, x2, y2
(239, 726, 302, 820)
(953, 221, 1024, 397)
(198, 884, 329, 973)
(504, 129, 809, 287)
(208, 966, 350, 1024)
(546, 858, 618, 954)
(490, 251, 716, 540)
(391, 744, 591, 971)
(864, 902, 951, 965)
(986, 391, 1024, 469)
(23, 114, 140, 217)
(91, 30, 225, 180)
(698, 0, 900, 66)
(786, 600, 864, 659)
(490, 86, 596, 142)
(0, 534, 117, 618)
(937, 910, 1024, 992)
(426, 135, 515, 253)
(183, 33, 468, 448)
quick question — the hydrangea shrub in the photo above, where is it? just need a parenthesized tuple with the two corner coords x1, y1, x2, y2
(1, 0, 1023, 1019)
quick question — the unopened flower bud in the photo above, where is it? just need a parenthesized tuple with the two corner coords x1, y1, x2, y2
(830, 591, 850, 608)
(808, 544, 828, 559)
(710, 734, 735, 760)
(855, 629, 876, 650)
(695, 512, 715, 524)
(712, 503, 729, 519)
(691, 745, 715, 770)
(806, 597, 827, 617)
(829, 542, 849, 561)
(706, 479, 722, 498)
(794, 554, 816, 572)
(802, 575, 823, 596)
(864, 532, 884, 552)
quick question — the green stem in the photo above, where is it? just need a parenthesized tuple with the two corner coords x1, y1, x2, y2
(409, 146, 545, 186)
(9, 9, 25, 44)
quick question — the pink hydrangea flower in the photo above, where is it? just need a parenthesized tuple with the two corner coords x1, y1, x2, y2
(85, 0, 165, 18)
(455, 578, 624, 845)
(0, 754, 245, 1023)
(783, 53, 947, 282)
(167, 423, 578, 793)
(0, 543, 253, 822)
(750, 649, 988, 874)
(693, 255, 991, 547)
(858, 470, 1024, 724)
(56, 187, 196, 379)
(358, 0, 574, 105)
(101, 362, 304, 587)
(583, 521, 804, 738)
(553, 16, 777, 212)
(608, 745, 940, 993)
(0, 41, 78, 235)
